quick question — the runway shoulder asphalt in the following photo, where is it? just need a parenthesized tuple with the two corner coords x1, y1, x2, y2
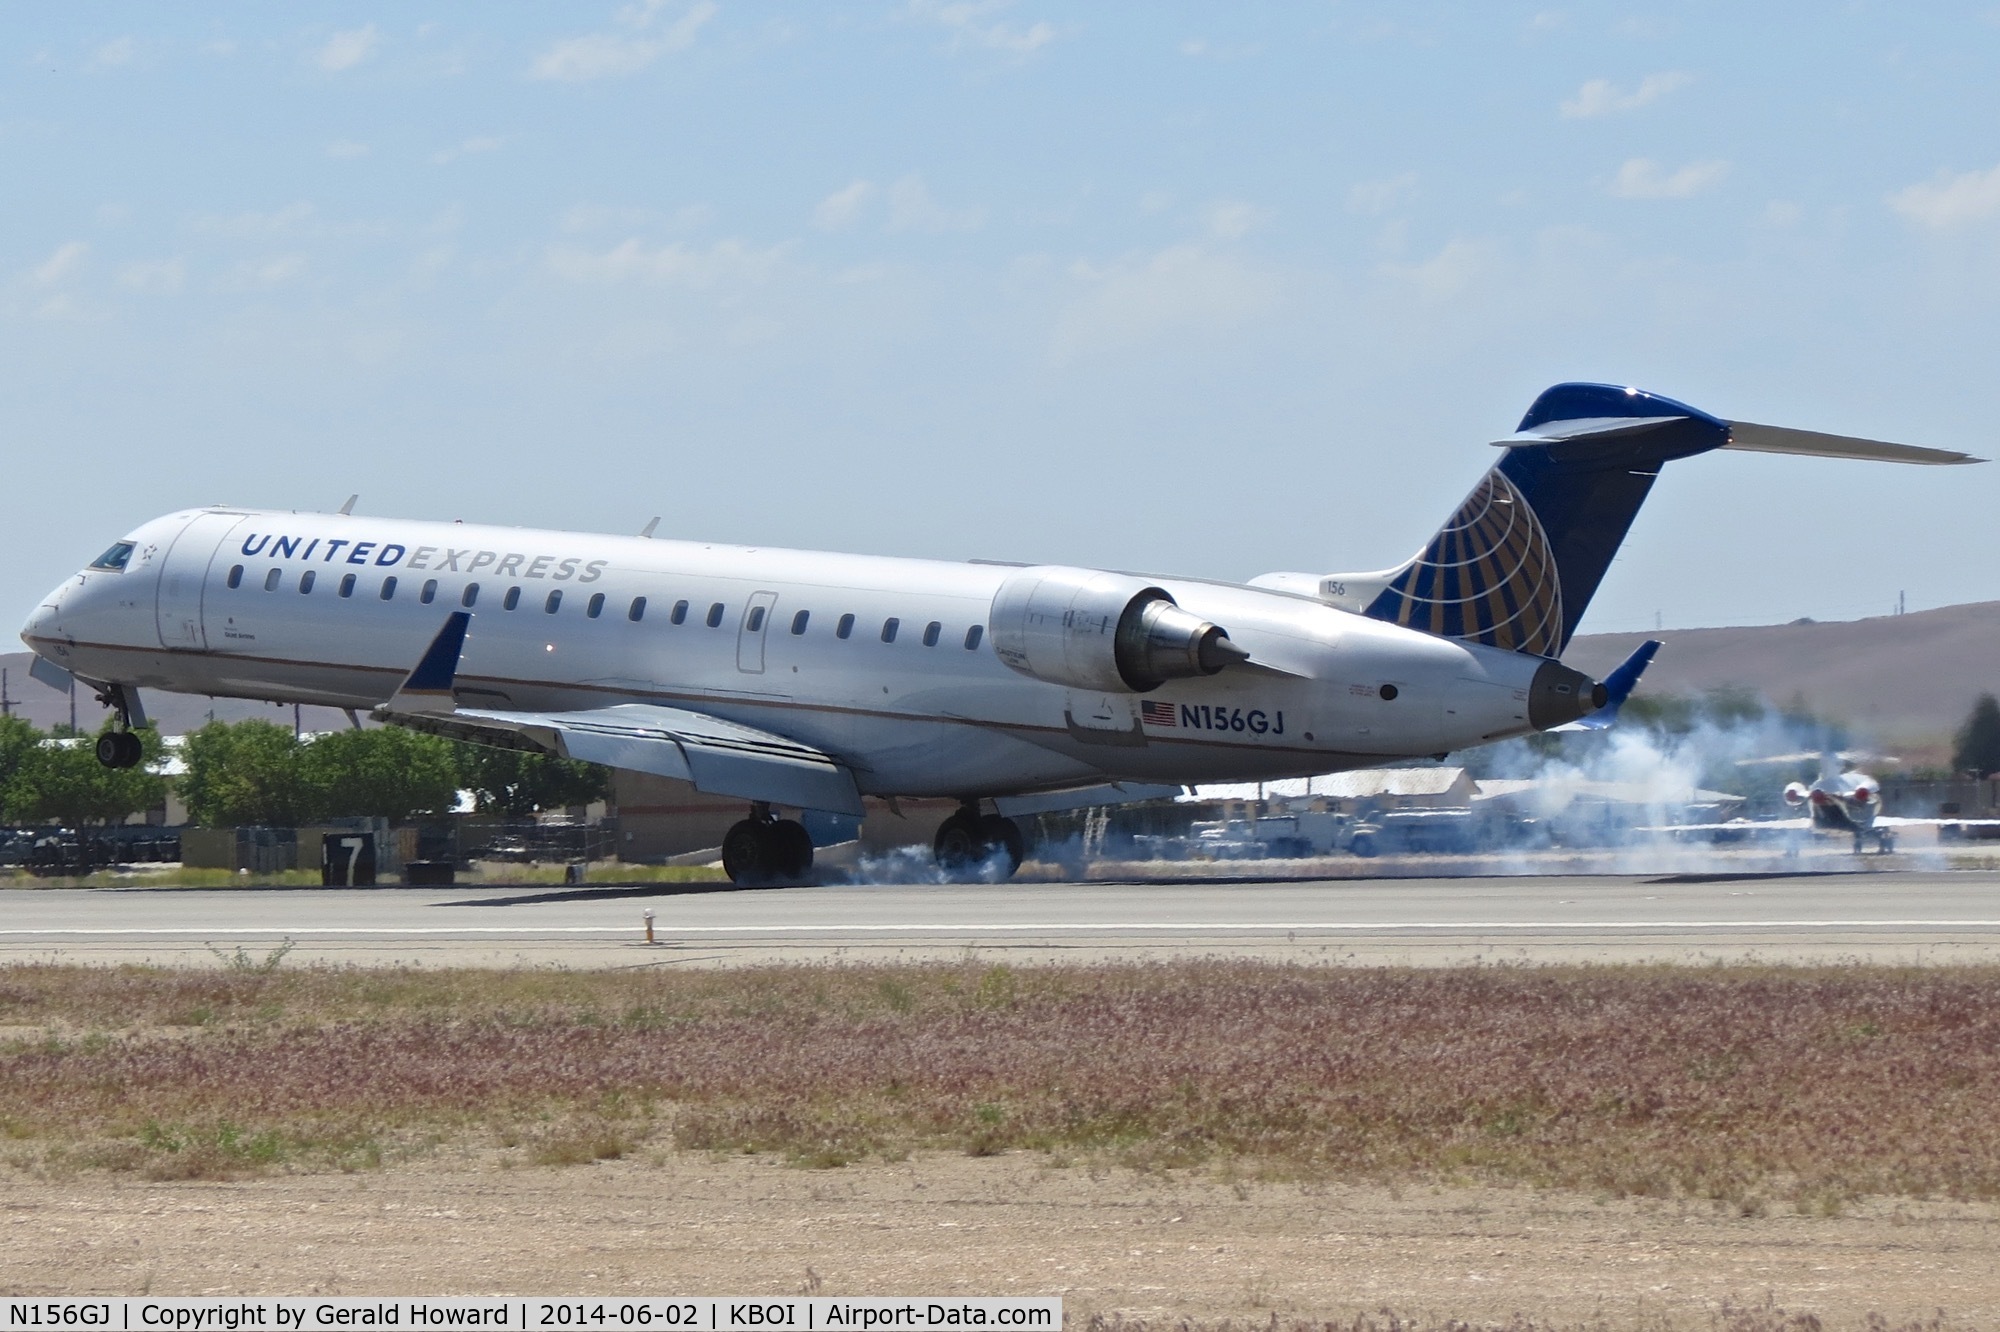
(2, 867, 1998, 968)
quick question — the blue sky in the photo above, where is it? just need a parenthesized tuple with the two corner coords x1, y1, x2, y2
(6, 2, 1999, 639)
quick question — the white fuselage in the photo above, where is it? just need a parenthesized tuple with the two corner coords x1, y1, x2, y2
(22, 508, 1558, 800)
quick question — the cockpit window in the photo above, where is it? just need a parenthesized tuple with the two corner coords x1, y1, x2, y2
(88, 541, 136, 572)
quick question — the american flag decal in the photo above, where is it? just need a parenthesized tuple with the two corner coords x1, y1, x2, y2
(1139, 699, 1178, 727)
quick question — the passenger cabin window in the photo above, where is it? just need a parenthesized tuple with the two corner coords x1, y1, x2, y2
(380, 576, 397, 601)
(964, 625, 984, 650)
(670, 600, 688, 625)
(226, 565, 244, 589)
(338, 574, 356, 598)
(421, 580, 438, 604)
(706, 602, 724, 628)
(503, 587, 521, 611)
(922, 621, 941, 647)
(299, 570, 316, 594)
(881, 617, 899, 643)
(263, 568, 281, 592)
(587, 592, 604, 619)
(746, 606, 766, 633)
(836, 613, 855, 640)
(545, 590, 563, 613)
(89, 541, 136, 572)
(790, 610, 809, 635)
(462, 583, 480, 608)
(628, 596, 647, 622)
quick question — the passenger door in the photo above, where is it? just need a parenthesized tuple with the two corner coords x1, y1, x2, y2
(737, 590, 779, 673)
(155, 512, 246, 650)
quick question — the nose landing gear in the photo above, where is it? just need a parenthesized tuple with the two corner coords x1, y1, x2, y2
(721, 805, 816, 886)
(92, 684, 147, 770)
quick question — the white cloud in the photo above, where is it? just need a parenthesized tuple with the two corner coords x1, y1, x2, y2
(1205, 200, 1268, 239)
(1609, 157, 1729, 199)
(813, 180, 873, 230)
(118, 258, 186, 293)
(1347, 172, 1418, 216)
(317, 25, 381, 73)
(193, 202, 318, 240)
(1888, 164, 2000, 230)
(1561, 70, 1691, 118)
(1052, 244, 1280, 360)
(546, 237, 792, 287)
(529, 1, 715, 82)
(30, 241, 87, 286)
(432, 135, 503, 165)
(886, 175, 984, 232)
(908, 0, 1055, 56)
(231, 255, 307, 288)
(92, 37, 138, 68)
(1378, 237, 1492, 303)
(326, 139, 371, 160)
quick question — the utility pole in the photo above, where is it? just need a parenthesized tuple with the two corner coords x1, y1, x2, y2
(0, 668, 12, 718)
(68, 677, 76, 733)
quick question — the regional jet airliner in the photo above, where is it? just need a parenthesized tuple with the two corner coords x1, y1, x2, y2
(20, 384, 1979, 885)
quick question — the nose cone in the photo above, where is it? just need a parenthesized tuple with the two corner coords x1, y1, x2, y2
(20, 589, 63, 647)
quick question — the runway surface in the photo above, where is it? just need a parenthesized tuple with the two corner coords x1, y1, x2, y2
(3, 867, 1999, 967)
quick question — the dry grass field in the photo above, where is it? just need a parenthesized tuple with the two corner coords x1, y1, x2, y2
(3, 959, 1997, 1217)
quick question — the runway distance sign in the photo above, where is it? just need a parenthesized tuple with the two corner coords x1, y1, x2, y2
(2, 1303, 1060, 1332)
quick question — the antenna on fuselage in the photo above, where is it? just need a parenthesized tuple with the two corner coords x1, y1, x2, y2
(337, 494, 358, 516)
(639, 517, 661, 538)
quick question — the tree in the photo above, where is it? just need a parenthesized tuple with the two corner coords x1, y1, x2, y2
(1954, 694, 2000, 778)
(1, 720, 166, 826)
(300, 727, 461, 821)
(453, 743, 608, 816)
(177, 720, 315, 827)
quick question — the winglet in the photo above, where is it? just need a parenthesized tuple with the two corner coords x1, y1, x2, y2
(1557, 638, 1661, 732)
(380, 612, 470, 714)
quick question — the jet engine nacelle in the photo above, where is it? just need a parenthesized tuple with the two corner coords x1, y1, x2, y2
(988, 565, 1248, 694)
(1783, 782, 1811, 807)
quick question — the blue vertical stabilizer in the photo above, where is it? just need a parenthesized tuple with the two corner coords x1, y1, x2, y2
(1364, 384, 1729, 656)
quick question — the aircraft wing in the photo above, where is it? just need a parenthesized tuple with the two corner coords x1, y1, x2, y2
(445, 703, 866, 817)
(375, 612, 867, 816)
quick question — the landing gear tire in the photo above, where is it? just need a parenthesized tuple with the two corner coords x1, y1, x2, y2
(933, 808, 1024, 881)
(772, 819, 814, 880)
(95, 731, 142, 769)
(977, 814, 1024, 877)
(721, 817, 814, 886)
(933, 812, 983, 875)
(1878, 832, 1896, 855)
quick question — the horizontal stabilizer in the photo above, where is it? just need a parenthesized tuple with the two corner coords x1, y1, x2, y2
(1490, 415, 1688, 447)
(1724, 421, 1984, 466)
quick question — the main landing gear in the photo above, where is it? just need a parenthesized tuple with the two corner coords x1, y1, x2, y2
(92, 684, 146, 770)
(933, 802, 1025, 881)
(721, 806, 816, 887)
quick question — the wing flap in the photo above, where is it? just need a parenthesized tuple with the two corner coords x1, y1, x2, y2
(454, 703, 867, 816)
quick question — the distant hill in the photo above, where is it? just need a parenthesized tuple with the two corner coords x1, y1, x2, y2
(5, 600, 1996, 751)
(1566, 601, 2000, 751)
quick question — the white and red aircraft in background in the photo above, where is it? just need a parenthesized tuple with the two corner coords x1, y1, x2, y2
(20, 383, 1979, 885)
